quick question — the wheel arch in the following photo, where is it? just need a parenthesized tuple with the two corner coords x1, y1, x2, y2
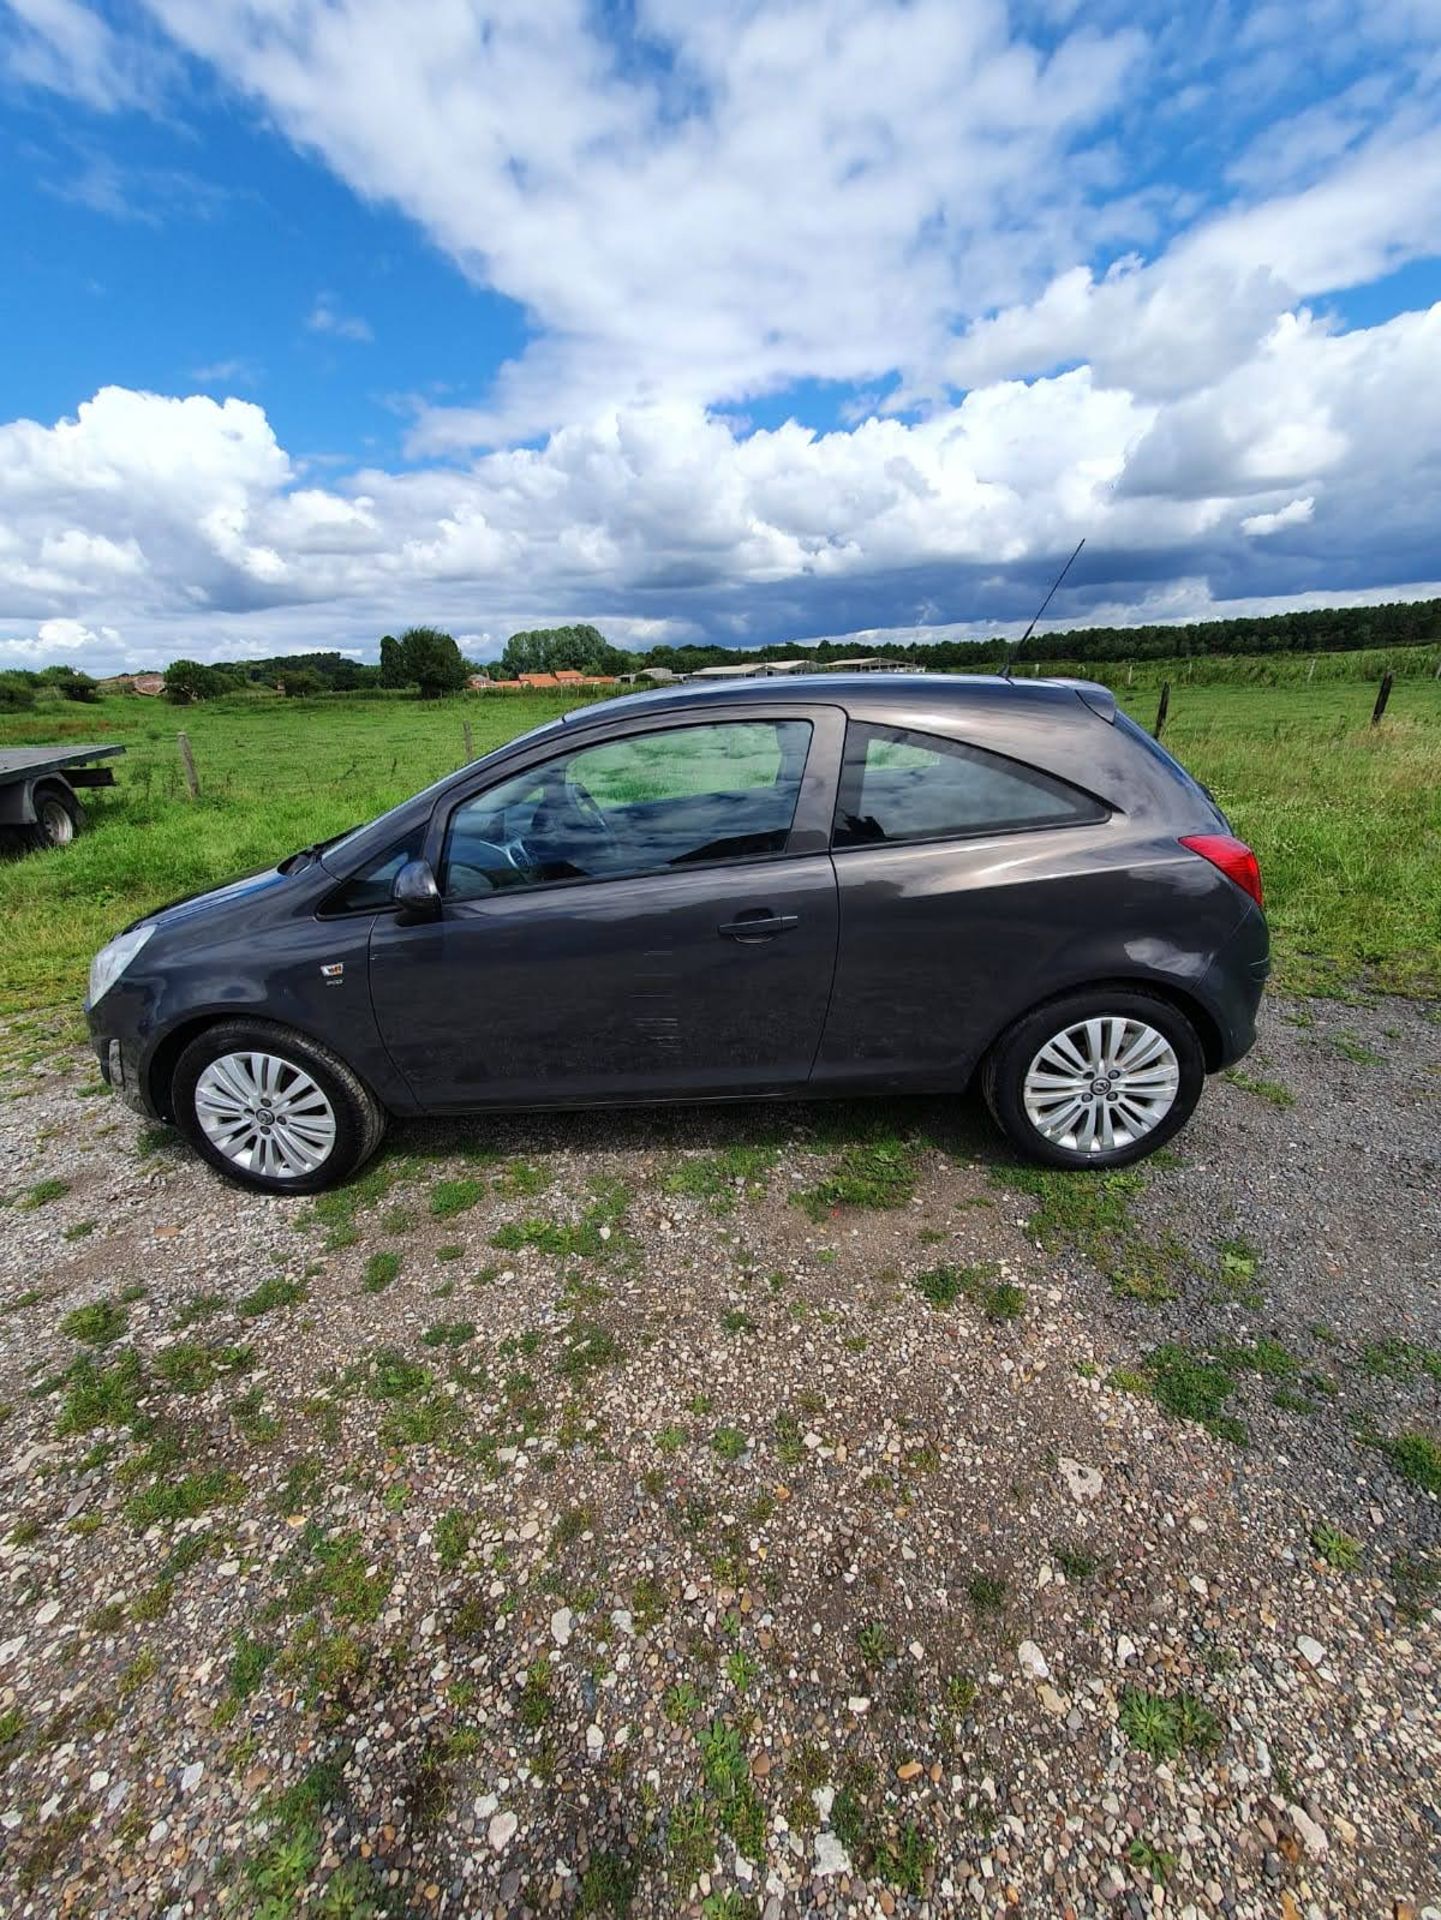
(144, 1010, 383, 1121)
(981, 974, 1226, 1075)
(0, 774, 82, 831)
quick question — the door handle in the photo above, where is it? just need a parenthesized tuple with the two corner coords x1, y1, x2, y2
(718, 911, 800, 942)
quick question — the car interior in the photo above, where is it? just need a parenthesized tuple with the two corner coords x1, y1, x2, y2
(442, 721, 812, 899)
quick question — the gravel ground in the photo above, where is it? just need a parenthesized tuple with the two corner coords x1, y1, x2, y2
(0, 994, 1437, 1919)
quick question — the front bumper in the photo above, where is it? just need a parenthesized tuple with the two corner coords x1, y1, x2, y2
(89, 1011, 159, 1119)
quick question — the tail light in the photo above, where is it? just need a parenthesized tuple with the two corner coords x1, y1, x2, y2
(1180, 833, 1263, 907)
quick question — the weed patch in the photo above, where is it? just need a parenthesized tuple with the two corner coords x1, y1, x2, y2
(60, 1298, 129, 1345)
(362, 1251, 400, 1293)
(156, 1341, 254, 1395)
(1118, 1686, 1222, 1761)
(795, 1137, 919, 1220)
(239, 1275, 307, 1317)
(664, 1145, 778, 1213)
(23, 1177, 70, 1209)
(1379, 1430, 1441, 1494)
(56, 1349, 145, 1434)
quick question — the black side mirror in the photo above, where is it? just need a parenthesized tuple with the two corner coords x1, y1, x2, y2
(392, 857, 442, 922)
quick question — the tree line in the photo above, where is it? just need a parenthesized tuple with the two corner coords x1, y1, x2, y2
(3, 594, 1438, 710)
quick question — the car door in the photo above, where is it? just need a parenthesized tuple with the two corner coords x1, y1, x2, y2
(368, 706, 846, 1109)
(812, 718, 1115, 1091)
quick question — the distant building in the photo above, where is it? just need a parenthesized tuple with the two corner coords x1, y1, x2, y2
(686, 659, 809, 679)
(817, 656, 906, 673)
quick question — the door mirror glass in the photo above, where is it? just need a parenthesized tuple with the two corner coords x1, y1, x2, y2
(392, 857, 442, 920)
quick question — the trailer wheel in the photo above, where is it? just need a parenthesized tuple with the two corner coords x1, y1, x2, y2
(26, 782, 84, 850)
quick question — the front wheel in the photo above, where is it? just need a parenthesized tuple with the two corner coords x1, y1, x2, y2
(981, 989, 1204, 1170)
(171, 1020, 386, 1194)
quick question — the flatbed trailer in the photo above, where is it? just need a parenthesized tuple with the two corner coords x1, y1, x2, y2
(0, 743, 125, 850)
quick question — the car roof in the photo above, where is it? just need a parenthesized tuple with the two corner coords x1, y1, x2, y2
(563, 671, 1116, 728)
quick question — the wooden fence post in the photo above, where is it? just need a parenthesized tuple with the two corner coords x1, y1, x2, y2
(1371, 671, 1393, 727)
(1306, 656, 1317, 682)
(462, 720, 475, 762)
(177, 731, 200, 799)
(1153, 681, 1170, 741)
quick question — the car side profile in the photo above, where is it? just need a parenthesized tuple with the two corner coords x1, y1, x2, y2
(85, 674, 1268, 1194)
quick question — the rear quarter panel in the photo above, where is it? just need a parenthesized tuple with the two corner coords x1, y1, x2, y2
(814, 824, 1249, 1090)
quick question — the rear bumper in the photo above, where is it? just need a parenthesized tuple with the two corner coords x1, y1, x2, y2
(1198, 904, 1270, 1069)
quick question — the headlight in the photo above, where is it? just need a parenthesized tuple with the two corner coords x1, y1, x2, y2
(87, 924, 156, 1008)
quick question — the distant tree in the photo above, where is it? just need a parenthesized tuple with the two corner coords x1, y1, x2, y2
(163, 659, 228, 704)
(0, 672, 36, 711)
(378, 635, 407, 688)
(499, 623, 629, 678)
(278, 669, 325, 697)
(37, 665, 101, 703)
(395, 626, 467, 698)
(242, 651, 377, 692)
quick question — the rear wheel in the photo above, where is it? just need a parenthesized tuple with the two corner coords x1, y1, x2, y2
(171, 1019, 385, 1195)
(982, 988, 1204, 1170)
(25, 783, 84, 850)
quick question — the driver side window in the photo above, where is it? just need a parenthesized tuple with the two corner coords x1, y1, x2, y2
(440, 719, 813, 901)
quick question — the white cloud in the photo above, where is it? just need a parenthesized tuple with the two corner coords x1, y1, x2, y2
(306, 296, 373, 343)
(3, 0, 171, 109)
(1240, 497, 1315, 537)
(138, 0, 1147, 443)
(5, 1, 1441, 666)
(4, 300, 1441, 667)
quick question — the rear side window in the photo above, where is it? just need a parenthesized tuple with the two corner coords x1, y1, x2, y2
(832, 723, 1106, 849)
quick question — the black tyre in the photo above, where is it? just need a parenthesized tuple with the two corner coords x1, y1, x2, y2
(170, 1018, 386, 1195)
(25, 783, 84, 851)
(981, 988, 1205, 1170)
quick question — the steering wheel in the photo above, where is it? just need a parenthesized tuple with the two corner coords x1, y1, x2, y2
(566, 780, 618, 851)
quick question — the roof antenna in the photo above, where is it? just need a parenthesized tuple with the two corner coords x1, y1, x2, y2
(1001, 536, 1085, 681)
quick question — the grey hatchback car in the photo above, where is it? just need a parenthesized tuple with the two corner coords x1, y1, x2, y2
(86, 674, 1268, 1194)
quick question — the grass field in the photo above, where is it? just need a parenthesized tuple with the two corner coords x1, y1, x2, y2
(0, 670, 1437, 1011)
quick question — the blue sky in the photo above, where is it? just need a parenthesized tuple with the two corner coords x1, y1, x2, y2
(2, 0, 1440, 671)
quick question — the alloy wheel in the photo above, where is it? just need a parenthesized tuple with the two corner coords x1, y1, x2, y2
(193, 1050, 337, 1180)
(1022, 1016, 1180, 1155)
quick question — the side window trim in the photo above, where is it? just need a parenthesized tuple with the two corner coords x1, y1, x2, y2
(429, 709, 844, 903)
(830, 720, 1109, 852)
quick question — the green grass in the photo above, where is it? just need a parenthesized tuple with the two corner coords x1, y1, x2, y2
(60, 1297, 130, 1345)
(238, 1274, 307, 1317)
(2, 678, 1438, 1009)
(1118, 1686, 1222, 1761)
(22, 1178, 70, 1209)
(56, 1349, 145, 1433)
(361, 1251, 401, 1294)
(123, 1468, 243, 1530)
(1310, 1522, 1362, 1571)
(155, 1340, 253, 1394)
(794, 1135, 919, 1219)
(663, 1144, 779, 1212)
(430, 1177, 485, 1220)
(1379, 1430, 1441, 1494)
(1223, 1067, 1295, 1108)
